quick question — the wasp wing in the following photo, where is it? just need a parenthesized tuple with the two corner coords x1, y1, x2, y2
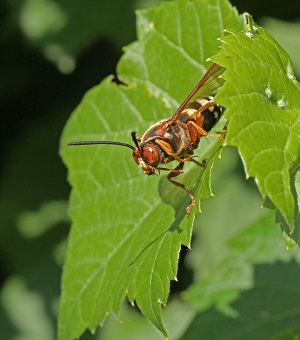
(171, 64, 225, 122)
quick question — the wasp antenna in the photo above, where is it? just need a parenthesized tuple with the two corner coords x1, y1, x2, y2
(131, 131, 140, 149)
(68, 141, 134, 150)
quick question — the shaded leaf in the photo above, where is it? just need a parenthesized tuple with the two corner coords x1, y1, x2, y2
(183, 261, 300, 340)
(101, 298, 195, 340)
(185, 147, 300, 316)
(185, 211, 300, 314)
(13, 0, 137, 71)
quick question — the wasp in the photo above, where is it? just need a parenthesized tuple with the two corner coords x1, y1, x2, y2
(69, 64, 225, 213)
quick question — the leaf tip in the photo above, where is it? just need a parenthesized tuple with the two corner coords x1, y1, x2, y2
(282, 230, 297, 249)
(286, 67, 296, 81)
(216, 37, 227, 44)
(244, 13, 258, 32)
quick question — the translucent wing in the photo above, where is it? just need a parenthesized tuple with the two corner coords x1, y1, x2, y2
(171, 64, 225, 121)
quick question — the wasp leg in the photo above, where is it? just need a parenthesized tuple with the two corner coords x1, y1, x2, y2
(155, 167, 183, 176)
(189, 101, 225, 140)
(167, 163, 195, 214)
(190, 158, 206, 167)
(188, 121, 224, 141)
(155, 139, 192, 163)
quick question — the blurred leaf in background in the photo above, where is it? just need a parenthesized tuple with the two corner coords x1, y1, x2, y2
(0, 0, 145, 338)
(260, 17, 300, 75)
(5, 0, 156, 73)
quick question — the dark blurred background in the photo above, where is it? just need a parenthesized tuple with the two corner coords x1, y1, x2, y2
(1, 0, 299, 338)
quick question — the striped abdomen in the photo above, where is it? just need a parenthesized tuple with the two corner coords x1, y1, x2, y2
(179, 95, 224, 132)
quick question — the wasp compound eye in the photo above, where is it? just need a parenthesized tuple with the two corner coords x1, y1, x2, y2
(143, 144, 160, 167)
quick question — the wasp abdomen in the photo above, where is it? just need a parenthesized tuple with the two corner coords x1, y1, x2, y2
(180, 96, 224, 132)
(201, 104, 224, 132)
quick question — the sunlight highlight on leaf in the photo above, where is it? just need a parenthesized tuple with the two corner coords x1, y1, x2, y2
(59, 1, 243, 339)
(211, 14, 300, 239)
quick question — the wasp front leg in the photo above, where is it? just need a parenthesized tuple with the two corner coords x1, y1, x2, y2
(167, 163, 195, 214)
(155, 139, 192, 163)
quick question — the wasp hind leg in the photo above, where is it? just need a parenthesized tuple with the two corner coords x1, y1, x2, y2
(188, 120, 224, 141)
(167, 163, 195, 214)
(188, 102, 225, 141)
(190, 158, 206, 167)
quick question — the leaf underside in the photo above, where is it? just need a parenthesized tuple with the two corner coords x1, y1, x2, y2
(59, 0, 244, 339)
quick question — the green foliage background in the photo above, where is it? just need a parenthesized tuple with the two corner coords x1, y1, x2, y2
(1, 0, 300, 339)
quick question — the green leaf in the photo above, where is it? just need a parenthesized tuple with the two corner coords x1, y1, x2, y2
(211, 14, 300, 241)
(183, 261, 300, 340)
(276, 163, 300, 246)
(185, 211, 300, 314)
(59, 0, 243, 338)
(184, 148, 300, 315)
(272, 329, 300, 340)
(101, 298, 196, 340)
(14, 0, 137, 71)
(261, 17, 300, 75)
(17, 200, 69, 238)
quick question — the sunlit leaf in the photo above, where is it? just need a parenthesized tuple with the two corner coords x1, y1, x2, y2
(211, 14, 300, 242)
(59, 0, 243, 338)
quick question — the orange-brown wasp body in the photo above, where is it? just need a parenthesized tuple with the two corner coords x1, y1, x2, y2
(69, 64, 225, 213)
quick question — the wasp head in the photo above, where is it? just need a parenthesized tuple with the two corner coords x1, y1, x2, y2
(132, 143, 160, 175)
(131, 132, 160, 176)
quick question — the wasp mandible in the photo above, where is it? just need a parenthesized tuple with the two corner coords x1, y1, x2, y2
(69, 64, 225, 213)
